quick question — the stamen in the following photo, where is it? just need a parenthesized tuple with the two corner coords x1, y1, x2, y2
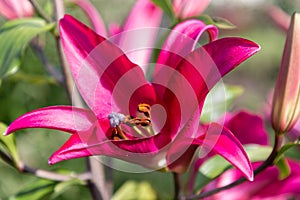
(138, 103, 151, 118)
(108, 104, 154, 139)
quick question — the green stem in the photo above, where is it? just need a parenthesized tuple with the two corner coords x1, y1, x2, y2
(185, 134, 283, 199)
(29, 0, 52, 23)
(21, 162, 91, 182)
(52, 0, 110, 199)
(173, 172, 182, 200)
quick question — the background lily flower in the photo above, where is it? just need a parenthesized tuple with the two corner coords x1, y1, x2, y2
(5, 14, 259, 179)
(266, 4, 290, 32)
(173, 0, 211, 19)
(188, 111, 269, 191)
(70, 0, 163, 71)
(201, 111, 300, 199)
(0, 0, 33, 19)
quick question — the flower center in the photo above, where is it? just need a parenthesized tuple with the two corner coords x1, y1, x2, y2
(108, 103, 153, 140)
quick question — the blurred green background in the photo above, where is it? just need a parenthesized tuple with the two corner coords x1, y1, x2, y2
(0, 0, 299, 199)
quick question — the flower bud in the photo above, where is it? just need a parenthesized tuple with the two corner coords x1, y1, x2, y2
(173, 0, 210, 19)
(271, 12, 300, 134)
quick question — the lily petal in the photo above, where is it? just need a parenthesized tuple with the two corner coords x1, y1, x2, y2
(195, 123, 253, 181)
(177, 37, 260, 103)
(69, 0, 107, 36)
(4, 106, 96, 135)
(60, 15, 156, 117)
(48, 123, 173, 169)
(224, 111, 269, 145)
(203, 160, 300, 199)
(114, 0, 163, 71)
(0, 0, 33, 19)
(154, 19, 218, 96)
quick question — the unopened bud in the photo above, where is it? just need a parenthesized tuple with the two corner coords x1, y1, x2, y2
(271, 12, 300, 134)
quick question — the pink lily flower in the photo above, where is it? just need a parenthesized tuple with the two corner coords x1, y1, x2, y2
(203, 160, 300, 200)
(5, 15, 260, 178)
(201, 111, 300, 199)
(0, 0, 33, 19)
(173, 0, 210, 19)
(70, 0, 163, 71)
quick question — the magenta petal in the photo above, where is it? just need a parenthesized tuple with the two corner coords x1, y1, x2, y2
(154, 20, 218, 95)
(194, 123, 253, 181)
(69, 0, 107, 36)
(49, 128, 172, 169)
(204, 160, 300, 199)
(60, 15, 156, 117)
(201, 37, 260, 85)
(4, 106, 96, 135)
(224, 111, 269, 145)
(0, 0, 33, 19)
(114, 0, 163, 70)
(173, 37, 260, 105)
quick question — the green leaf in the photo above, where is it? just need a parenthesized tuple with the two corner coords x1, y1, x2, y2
(112, 181, 157, 200)
(201, 83, 244, 122)
(195, 145, 272, 191)
(211, 17, 236, 29)
(275, 156, 291, 180)
(276, 139, 300, 162)
(0, 18, 55, 78)
(151, 0, 175, 20)
(10, 72, 57, 85)
(197, 15, 236, 30)
(0, 122, 20, 168)
(50, 178, 86, 199)
(9, 179, 56, 200)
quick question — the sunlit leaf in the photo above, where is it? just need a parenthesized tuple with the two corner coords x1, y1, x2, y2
(197, 15, 236, 29)
(211, 16, 236, 29)
(0, 122, 20, 168)
(275, 156, 291, 180)
(50, 178, 86, 199)
(9, 179, 56, 200)
(112, 181, 157, 200)
(10, 72, 57, 85)
(276, 139, 300, 162)
(0, 18, 55, 78)
(201, 84, 244, 122)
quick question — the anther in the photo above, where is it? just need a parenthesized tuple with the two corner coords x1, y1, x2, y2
(138, 103, 151, 118)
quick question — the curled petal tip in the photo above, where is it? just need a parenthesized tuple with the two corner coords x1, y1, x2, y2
(3, 127, 11, 136)
(48, 156, 59, 165)
(48, 160, 53, 165)
(249, 172, 254, 182)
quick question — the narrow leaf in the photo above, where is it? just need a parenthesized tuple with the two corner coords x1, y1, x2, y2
(197, 15, 236, 30)
(9, 179, 56, 200)
(275, 156, 291, 180)
(50, 178, 85, 199)
(0, 122, 19, 167)
(0, 18, 54, 78)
